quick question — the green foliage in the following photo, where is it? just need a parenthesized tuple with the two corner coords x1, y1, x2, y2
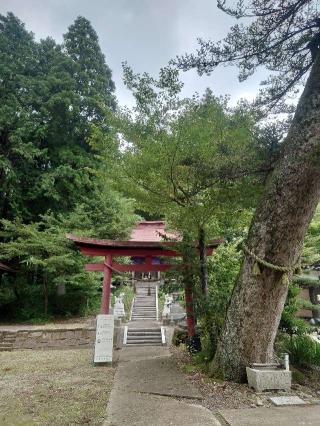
(0, 12, 118, 221)
(0, 189, 137, 320)
(63, 16, 116, 116)
(116, 81, 263, 239)
(175, 1, 319, 109)
(172, 327, 188, 347)
(280, 282, 311, 336)
(0, 13, 137, 321)
(281, 335, 320, 369)
(196, 242, 242, 359)
(291, 368, 307, 385)
(292, 275, 320, 287)
(302, 206, 320, 266)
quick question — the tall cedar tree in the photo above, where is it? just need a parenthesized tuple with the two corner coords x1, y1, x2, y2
(63, 16, 116, 120)
(0, 13, 44, 220)
(0, 14, 117, 220)
(175, 1, 320, 381)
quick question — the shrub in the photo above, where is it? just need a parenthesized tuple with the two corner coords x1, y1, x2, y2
(280, 282, 311, 335)
(195, 241, 242, 360)
(282, 335, 320, 369)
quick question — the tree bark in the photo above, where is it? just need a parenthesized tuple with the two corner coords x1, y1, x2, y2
(198, 226, 209, 296)
(212, 52, 320, 382)
(182, 252, 196, 337)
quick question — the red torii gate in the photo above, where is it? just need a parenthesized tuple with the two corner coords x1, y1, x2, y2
(67, 221, 222, 336)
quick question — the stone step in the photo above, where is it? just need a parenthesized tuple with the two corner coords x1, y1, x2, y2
(131, 315, 156, 318)
(135, 298, 155, 300)
(135, 297, 156, 299)
(132, 314, 156, 316)
(134, 299, 156, 301)
(132, 308, 156, 311)
(0, 346, 13, 351)
(128, 336, 161, 339)
(133, 306, 156, 309)
(126, 339, 162, 344)
(132, 313, 156, 316)
(128, 328, 161, 332)
(127, 336, 162, 343)
(132, 309, 156, 312)
(133, 303, 156, 305)
(133, 304, 156, 306)
(133, 303, 156, 306)
(128, 331, 161, 336)
(135, 296, 156, 299)
(133, 305, 156, 308)
(126, 343, 163, 346)
(133, 307, 155, 309)
(131, 317, 156, 320)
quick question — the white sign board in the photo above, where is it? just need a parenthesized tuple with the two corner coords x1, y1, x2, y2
(94, 314, 114, 363)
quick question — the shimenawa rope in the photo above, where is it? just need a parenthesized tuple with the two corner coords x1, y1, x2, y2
(242, 243, 298, 285)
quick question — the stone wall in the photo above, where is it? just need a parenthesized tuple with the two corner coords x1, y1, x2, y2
(0, 327, 95, 350)
(0, 323, 125, 351)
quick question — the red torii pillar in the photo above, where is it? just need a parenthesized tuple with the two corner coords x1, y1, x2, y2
(101, 255, 112, 314)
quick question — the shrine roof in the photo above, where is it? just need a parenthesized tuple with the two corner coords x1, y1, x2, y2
(67, 221, 223, 250)
(130, 221, 180, 242)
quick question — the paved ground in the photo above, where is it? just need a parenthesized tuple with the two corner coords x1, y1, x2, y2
(104, 345, 220, 426)
(219, 405, 320, 425)
(106, 343, 320, 426)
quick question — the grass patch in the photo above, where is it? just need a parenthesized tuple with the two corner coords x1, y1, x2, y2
(281, 334, 320, 368)
(0, 349, 115, 425)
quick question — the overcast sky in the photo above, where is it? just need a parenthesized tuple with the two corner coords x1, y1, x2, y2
(0, 0, 268, 108)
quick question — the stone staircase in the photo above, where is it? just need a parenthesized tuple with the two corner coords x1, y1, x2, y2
(131, 283, 157, 321)
(125, 327, 163, 346)
(124, 281, 165, 346)
(0, 332, 15, 352)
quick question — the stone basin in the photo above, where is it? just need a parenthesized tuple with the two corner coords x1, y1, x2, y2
(246, 366, 291, 392)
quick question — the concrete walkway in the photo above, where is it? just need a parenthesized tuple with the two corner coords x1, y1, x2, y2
(104, 345, 220, 426)
(105, 343, 320, 426)
(219, 405, 320, 425)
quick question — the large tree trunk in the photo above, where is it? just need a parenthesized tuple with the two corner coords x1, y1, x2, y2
(213, 52, 320, 382)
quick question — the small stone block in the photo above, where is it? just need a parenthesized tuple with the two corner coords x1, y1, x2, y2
(246, 367, 291, 392)
(269, 396, 306, 406)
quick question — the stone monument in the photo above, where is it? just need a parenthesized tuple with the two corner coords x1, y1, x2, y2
(114, 293, 126, 319)
(94, 314, 114, 363)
